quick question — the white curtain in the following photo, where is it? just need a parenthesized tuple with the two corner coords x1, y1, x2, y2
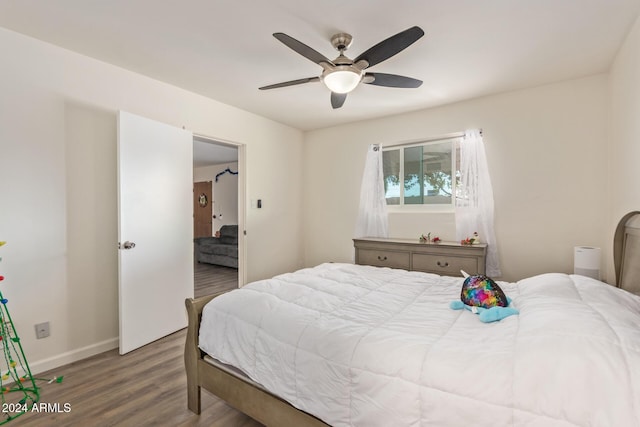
(455, 129, 501, 276)
(355, 144, 388, 238)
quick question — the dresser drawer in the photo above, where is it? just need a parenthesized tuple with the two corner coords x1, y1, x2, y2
(412, 253, 479, 276)
(357, 249, 410, 270)
(353, 238, 486, 276)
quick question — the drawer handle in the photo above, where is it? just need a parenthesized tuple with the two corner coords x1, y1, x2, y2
(437, 261, 449, 267)
(377, 255, 388, 261)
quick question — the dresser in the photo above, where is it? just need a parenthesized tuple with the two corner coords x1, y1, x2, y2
(353, 237, 487, 277)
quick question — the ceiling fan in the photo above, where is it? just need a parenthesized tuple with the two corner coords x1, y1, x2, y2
(259, 26, 425, 109)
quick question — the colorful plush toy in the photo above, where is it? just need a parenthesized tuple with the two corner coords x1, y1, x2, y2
(450, 272, 519, 323)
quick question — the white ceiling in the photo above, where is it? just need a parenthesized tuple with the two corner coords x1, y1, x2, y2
(0, 1, 638, 131)
(193, 138, 238, 168)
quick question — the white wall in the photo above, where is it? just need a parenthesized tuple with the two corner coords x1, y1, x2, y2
(194, 162, 239, 232)
(303, 75, 609, 282)
(609, 15, 640, 284)
(2, 12, 636, 375)
(0, 27, 304, 372)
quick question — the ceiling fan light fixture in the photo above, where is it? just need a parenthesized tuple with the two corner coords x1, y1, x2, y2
(322, 67, 362, 94)
(264, 27, 425, 107)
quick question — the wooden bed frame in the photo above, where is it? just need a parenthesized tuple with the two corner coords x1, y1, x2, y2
(184, 292, 329, 426)
(185, 212, 640, 425)
(614, 210, 640, 295)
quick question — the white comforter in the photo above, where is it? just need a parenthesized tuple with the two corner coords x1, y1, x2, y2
(199, 263, 640, 427)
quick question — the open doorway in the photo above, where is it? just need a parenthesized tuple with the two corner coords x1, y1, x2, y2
(192, 136, 241, 297)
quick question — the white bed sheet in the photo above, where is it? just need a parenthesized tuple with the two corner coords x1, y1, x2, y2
(199, 263, 640, 427)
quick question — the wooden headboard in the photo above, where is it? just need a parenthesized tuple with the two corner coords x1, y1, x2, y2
(614, 211, 640, 295)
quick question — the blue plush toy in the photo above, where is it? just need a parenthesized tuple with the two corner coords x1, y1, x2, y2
(449, 271, 519, 323)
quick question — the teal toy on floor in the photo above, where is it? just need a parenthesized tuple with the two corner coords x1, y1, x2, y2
(450, 272, 519, 323)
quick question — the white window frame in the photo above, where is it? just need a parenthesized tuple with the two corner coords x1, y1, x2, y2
(382, 136, 462, 213)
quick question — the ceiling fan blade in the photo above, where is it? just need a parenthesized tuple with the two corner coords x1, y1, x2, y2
(273, 33, 334, 66)
(354, 26, 424, 68)
(259, 77, 320, 90)
(364, 72, 422, 88)
(331, 92, 347, 109)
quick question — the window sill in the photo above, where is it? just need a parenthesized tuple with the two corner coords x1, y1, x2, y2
(386, 205, 455, 214)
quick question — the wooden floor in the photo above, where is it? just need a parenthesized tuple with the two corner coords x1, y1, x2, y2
(11, 262, 248, 426)
(194, 262, 239, 298)
(14, 330, 263, 427)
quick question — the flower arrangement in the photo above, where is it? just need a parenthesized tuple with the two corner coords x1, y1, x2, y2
(461, 232, 479, 245)
(419, 233, 441, 243)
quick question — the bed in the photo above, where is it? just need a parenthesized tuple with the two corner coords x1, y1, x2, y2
(185, 215, 640, 427)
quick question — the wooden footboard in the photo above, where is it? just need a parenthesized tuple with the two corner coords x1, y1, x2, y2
(184, 294, 329, 426)
(184, 293, 219, 413)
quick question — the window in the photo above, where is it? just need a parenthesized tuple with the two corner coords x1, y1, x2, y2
(382, 137, 461, 208)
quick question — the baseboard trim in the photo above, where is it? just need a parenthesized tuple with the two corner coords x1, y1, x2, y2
(28, 337, 119, 375)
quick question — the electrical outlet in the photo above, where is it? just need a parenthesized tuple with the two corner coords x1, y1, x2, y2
(35, 322, 50, 339)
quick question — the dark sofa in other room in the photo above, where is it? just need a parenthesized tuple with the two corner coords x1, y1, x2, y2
(194, 225, 238, 268)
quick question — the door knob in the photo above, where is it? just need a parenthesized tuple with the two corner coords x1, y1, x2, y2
(119, 241, 136, 250)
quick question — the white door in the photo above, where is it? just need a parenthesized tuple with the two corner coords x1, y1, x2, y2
(117, 111, 194, 354)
